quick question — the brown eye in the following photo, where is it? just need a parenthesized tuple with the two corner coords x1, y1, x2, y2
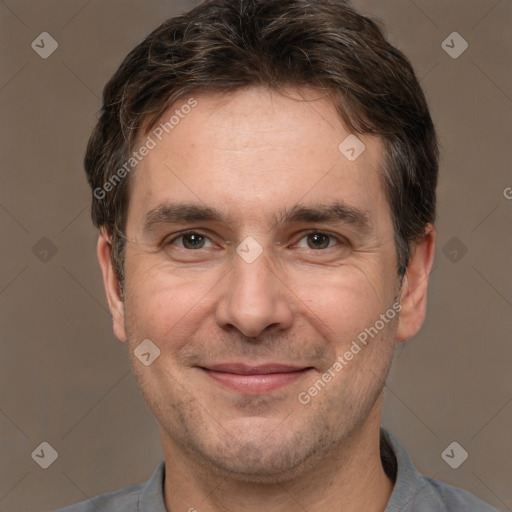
(295, 232, 340, 250)
(182, 233, 206, 249)
(167, 232, 213, 250)
(306, 233, 331, 249)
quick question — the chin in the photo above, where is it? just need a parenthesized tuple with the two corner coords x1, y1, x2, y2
(179, 417, 340, 484)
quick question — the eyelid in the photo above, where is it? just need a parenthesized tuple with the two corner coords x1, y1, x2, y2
(165, 230, 216, 248)
(164, 229, 348, 249)
(292, 229, 347, 249)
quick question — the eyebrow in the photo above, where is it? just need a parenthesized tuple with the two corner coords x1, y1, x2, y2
(142, 201, 371, 234)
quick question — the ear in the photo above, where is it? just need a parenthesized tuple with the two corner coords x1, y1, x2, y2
(97, 229, 128, 342)
(396, 224, 436, 343)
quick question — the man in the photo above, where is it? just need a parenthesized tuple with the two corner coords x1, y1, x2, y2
(57, 0, 499, 510)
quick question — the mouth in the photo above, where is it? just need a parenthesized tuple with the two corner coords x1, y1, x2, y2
(199, 363, 313, 394)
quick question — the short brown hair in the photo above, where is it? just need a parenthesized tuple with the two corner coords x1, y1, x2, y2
(85, 0, 438, 290)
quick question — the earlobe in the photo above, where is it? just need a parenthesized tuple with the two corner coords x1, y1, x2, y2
(97, 229, 128, 342)
(396, 225, 436, 343)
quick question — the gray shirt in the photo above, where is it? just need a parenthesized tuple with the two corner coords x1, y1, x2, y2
(55, 428, 499, 511)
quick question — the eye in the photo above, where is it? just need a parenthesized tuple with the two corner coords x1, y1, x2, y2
(295, 231, 342, 250)
(166, 231, 215, 250)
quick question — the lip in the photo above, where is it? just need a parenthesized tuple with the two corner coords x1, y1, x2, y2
(200, 363, 312, 394)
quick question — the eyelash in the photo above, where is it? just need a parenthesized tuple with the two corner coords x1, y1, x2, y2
(165, 230, 346, 250)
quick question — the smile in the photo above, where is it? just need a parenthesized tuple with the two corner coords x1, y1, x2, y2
(199, 364, 313, 394)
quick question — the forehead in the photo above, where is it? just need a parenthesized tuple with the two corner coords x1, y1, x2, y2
(127, 86, 389, 232)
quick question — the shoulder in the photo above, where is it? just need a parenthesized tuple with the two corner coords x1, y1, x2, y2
(54, 482, 144, 512)
(381, 429, 500, 512)
(54, 461, 166, 512)
(415, 475, 501, 511)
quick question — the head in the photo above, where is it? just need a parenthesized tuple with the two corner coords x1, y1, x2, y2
(90, 0, 437, 482)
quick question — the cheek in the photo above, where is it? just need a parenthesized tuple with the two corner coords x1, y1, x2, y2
(123, 238, 398, 352)
(289, 265, 393, 338)
(123, 260, 222, 350)
(304, 274, 398, 387)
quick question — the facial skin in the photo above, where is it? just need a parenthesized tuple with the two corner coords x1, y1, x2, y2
(98, 86, 435, 512)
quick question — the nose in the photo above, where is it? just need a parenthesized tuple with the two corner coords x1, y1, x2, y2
(214, 246, 294, 339)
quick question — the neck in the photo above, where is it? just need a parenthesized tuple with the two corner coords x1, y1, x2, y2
(161, 400, 393, 512)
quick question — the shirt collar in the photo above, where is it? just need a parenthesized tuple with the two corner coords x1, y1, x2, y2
(381, 428, 430, 512)
(139, 459, 167, 511)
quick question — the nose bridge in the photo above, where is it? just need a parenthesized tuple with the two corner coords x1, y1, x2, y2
(215, 243, 293, 338)
(233, 249, 273, 302)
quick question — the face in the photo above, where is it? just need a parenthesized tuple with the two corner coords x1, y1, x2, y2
(99, 86, 433, 482)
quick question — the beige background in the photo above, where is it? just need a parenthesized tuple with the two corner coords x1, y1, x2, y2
(0, 0, 511, 510)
